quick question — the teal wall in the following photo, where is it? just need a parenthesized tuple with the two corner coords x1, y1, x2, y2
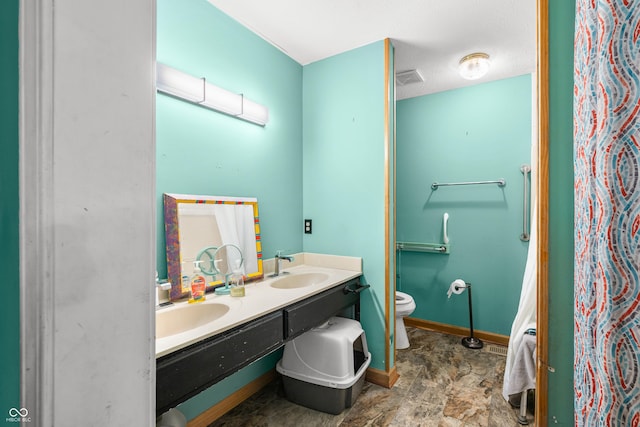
(302, 41, 391, 370)
(157, 0, 302, 420)
(547, 0, 576, 424)
(156, 0, 303, 279)
(396, 75, 532, 335)
(158, 7, 393, 416)
(0, 0, 20, 412)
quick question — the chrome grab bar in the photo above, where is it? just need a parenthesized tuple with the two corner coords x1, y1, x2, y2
(396, 242, 449, 254)
(431, 178, 506, 190)
(520, 164, 531, 241)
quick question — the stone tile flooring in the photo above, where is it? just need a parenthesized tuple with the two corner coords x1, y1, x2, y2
(209, 328, 535, 426)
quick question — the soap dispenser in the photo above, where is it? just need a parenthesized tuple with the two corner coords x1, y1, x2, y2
(189, 260, 206, 304)
(229, 260, 245, 297)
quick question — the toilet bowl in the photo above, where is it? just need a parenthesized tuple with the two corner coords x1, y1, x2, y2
(395, 291, 416, 349)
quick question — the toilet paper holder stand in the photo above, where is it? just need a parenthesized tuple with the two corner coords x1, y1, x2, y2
(451, 280, 483, 350)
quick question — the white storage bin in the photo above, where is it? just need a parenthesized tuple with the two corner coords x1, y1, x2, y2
(276, 316, 371, 414)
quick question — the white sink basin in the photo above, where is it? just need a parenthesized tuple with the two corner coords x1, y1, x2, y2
(270, 272, 329, 289)
(156, 302, 230, 339)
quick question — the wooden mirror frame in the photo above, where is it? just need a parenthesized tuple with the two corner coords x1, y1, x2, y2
(164, 193, 264, 301)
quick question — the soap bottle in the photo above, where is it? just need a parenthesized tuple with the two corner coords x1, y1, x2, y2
(189, 260, 206, 303)
(229, 261, 245, 297)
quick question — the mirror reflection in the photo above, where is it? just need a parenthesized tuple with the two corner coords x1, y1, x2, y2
(196, 244, 244, 278)
(164, 193, 263, 300)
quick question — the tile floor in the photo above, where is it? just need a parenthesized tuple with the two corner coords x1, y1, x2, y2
(209, 328, 535, 426)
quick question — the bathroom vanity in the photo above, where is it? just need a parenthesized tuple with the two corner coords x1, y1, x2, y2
(157, 194, 367, 416)
(156, 260, 366, 417)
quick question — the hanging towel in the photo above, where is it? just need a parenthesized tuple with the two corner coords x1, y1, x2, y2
(503, 332, 536, 399)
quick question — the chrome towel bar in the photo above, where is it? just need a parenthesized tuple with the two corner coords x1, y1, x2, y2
(431, 178, 506, 190)
(396, 242, 450, 254)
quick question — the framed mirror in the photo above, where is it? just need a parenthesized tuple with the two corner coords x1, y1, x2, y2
(163, 193, 263, 300)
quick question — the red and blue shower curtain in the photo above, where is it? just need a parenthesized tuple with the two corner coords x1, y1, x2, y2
(574, 0, 640, 425)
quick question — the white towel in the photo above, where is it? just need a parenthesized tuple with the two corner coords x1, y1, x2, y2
(502, 332, 536, 399)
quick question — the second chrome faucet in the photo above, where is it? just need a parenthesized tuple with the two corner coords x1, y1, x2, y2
(273, 250, 294, 276)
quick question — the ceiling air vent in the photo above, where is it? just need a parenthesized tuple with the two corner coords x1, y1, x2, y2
(395, 69, 424, 86)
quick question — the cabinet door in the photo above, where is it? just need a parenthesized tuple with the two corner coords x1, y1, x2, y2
(156, 311, 283, 416)
(283, 278, 361, 339)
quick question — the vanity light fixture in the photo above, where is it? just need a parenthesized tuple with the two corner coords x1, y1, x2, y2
(201, 81, 243, 116)
(156, 62, 269, 126)
(156, 63, 205, 103)
(238, 97, 269, 125)
(458, 53, 491, 80)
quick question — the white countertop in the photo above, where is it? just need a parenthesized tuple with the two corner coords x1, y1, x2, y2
(156, 254, 362, 358)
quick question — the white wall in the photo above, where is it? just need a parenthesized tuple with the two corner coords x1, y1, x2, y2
(21, 0, 156, 425)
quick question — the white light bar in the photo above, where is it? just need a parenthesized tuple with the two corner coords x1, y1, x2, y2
(201, 81, 243, 116)
(156, 63, 204, 103)
(156, 62, 269, 126)
(239, 97, 269, 126)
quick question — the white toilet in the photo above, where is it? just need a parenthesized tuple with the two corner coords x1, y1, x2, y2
(395, 291, 416, 349)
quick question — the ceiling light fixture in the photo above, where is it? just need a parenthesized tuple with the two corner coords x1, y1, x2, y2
(156, 63, 269, 126)
(458, 53, 491, 80)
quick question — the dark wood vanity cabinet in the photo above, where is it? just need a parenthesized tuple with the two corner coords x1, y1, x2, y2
(284, 277, 361, 339)
(156, 311, 283, 416)
(156, 277, 363, 417)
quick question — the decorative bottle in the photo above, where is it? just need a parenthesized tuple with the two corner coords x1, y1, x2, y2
(230, 260, 245, 297)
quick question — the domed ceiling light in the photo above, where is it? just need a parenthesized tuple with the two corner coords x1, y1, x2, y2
(458, 53, 491, 80)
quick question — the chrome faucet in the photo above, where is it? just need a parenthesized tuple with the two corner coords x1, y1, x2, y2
(273, 250, 294, 276)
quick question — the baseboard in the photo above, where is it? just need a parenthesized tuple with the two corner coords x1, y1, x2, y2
(187, 369, 278, 427)
(365, 365, 399, 389)
(404, 317, 510, 347)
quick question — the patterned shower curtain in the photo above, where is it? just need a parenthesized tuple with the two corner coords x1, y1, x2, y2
(574, 1, 640, 425)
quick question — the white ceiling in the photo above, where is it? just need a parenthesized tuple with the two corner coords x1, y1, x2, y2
(207, 0, 537, 100)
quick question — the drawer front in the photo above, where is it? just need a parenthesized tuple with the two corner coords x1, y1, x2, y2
(156, 311, 283, 416)
(284, 278, 361, 339)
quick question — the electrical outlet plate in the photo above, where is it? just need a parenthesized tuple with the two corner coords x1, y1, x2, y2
(304, 219, 312, 234)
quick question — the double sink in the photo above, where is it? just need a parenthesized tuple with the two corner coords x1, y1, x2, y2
(155, 265, 358, 358)
(156, 272, 328, 340)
